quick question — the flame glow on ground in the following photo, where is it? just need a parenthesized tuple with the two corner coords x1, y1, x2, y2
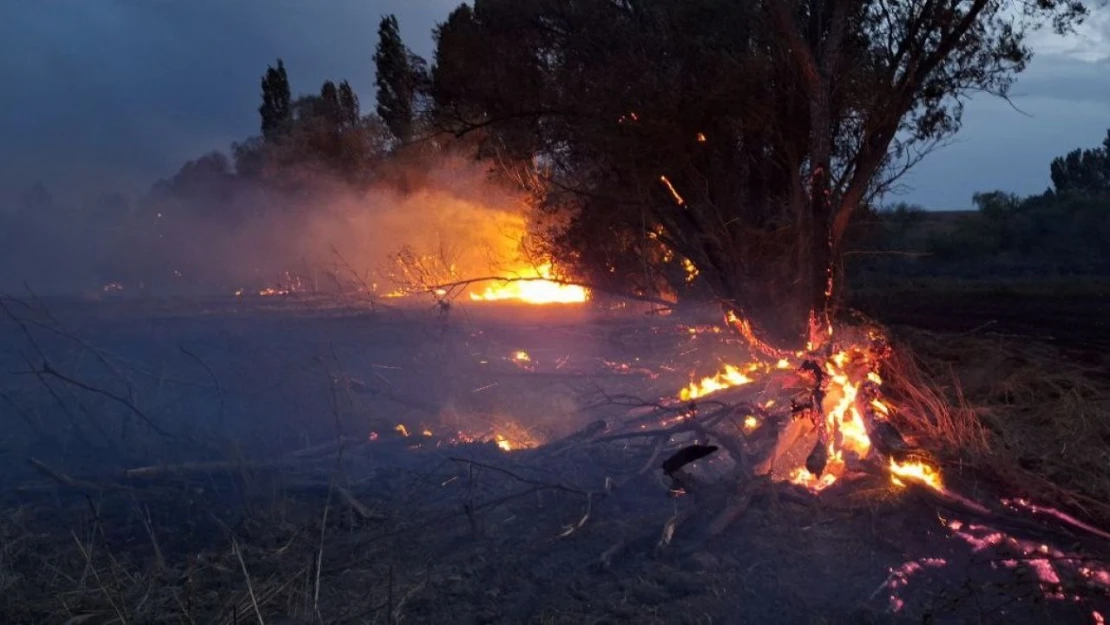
(468, 263, 589, 304)
(883, 516, 1110, 615)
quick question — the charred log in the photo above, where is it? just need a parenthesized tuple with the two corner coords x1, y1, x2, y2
(662, 444, 719, 476)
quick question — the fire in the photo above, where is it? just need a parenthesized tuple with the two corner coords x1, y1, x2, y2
(468, 263, 589, 304)
(679, 362, 763, 401)
(675, 314, 943, 494)
(889, 458, 944, 491)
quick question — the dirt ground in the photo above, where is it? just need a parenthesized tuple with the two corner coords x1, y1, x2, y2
(853, 292, 1110, 353)
(1, 294, 1108, 624)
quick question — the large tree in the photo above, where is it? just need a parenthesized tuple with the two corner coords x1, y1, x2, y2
(429, 0, 1086, 350)
(374, 15, 429, 143)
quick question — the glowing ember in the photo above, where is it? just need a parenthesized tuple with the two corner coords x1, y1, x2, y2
(374, 420, 539, 453)
(788, 467, 838, 492)
(889, 458, 944, 491)
(468, 263, 589, 304)
(681, 257, 699, 284)
(742, 415, 760, 432)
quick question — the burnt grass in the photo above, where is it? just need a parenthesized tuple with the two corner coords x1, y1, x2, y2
(1, 294, 1109, 624)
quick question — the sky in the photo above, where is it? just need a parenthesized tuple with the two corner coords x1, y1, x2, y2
(1, 1, 1108, 210)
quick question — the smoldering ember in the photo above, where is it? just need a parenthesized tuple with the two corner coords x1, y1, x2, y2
(3, 1, 1110, 624)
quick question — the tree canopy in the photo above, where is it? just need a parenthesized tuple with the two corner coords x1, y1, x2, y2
(374, 15, 429, 144)
(424, 0, 1086, 348)
(1050, 129, 1110, 195)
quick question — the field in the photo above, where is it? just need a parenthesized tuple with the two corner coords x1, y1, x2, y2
(1, 291, 1108, 624)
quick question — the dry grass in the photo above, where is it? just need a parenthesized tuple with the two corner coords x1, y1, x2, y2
(882, 340, 989, 457)
(886, 327, 1110, 525)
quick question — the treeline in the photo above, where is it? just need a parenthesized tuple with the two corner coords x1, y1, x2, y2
(1, 2, 1091, 318)
(856, 132, 1110, 284)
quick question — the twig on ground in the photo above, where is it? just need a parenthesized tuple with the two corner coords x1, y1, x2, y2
(231, 539, 265, 625)
(335, 485, 386, 521)
(179, 344, 226, 426)
(36, 361, 174, 438)
(72, 530, 129, 625)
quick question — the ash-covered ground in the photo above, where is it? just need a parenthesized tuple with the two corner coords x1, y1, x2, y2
(0, 294, 1107, 624)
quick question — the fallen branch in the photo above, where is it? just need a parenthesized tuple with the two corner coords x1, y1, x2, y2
(335, 485, 386, 521)
(708, 479, 766, 536)
(27, 457, 135, 494)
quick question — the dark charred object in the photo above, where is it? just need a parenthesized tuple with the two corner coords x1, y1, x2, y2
(805, 440, 829, 476)
(662, 444, 719, 475)
(871, 420, 909, 454)
(800, 360, 827, 405)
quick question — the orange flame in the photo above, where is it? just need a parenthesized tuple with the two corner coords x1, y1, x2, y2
(469, 263, 589, 304)
(679, 362, 763, 401)
(890, 458, 944, 491)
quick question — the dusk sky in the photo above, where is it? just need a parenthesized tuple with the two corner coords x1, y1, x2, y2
(2, 1, 1109, 210)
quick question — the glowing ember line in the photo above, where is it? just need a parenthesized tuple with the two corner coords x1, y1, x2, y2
(659, 175, 686, 206)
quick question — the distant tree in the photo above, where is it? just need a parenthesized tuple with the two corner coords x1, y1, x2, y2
(151, 152, 240, 223)
(260, 59, 292, 141)
(1049, 129, 1110, 195)
(374, 15, 428, 143)
(972, 191, 1022, 221)
(337, 80, 360, 127)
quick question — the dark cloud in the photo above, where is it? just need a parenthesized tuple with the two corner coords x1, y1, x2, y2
(0, 0, 455, 204)
(1, 1, 1107, 211)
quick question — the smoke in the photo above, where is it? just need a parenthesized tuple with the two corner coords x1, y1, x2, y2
(0, 153, 538, 299)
